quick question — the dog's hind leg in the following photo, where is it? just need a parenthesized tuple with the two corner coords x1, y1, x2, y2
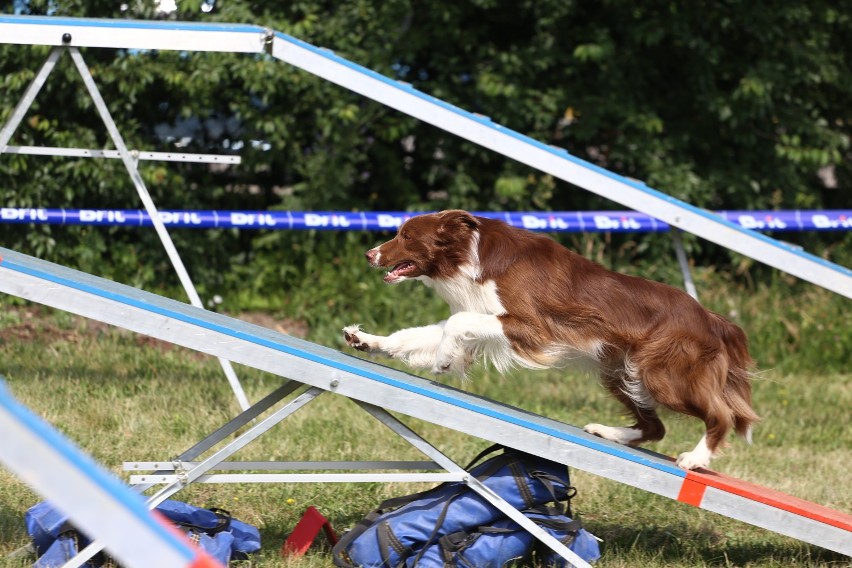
(584, 370, 666, 447)
(343, 324, 445, 370)
(630, 341, 736, 470)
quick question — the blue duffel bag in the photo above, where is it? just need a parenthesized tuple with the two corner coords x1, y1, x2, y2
(332, 445, 600, 567)
(155, 499, 261, 559)
(25, 499, 261, 567)
(412, 511, 601, 567)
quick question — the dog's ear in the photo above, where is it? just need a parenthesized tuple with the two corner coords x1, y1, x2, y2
(438, 210, 480, 231)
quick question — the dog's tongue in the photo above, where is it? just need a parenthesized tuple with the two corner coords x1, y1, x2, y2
(385, 262, 413, 282)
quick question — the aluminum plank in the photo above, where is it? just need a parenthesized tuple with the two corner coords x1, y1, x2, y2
(0, 15, 265, 52)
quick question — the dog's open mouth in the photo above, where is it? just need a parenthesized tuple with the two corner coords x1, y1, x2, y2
(385, 261, 417, 283)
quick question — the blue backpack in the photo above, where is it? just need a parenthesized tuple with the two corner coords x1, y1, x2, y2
(414, 511, 601, 567)
(332, 446, 600, 567)
(25, 499, 260, 567)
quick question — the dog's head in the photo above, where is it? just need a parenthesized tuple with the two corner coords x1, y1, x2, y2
(366, 210, 480, 283)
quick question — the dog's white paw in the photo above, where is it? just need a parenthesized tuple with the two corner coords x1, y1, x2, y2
(675, 435, 713, 470)
(433, 341, 465, 375)
(343, 325, 372, 352)
(676, 451, 710, 471)
(431, 356, 455, 375)
(583, 424, 644, 446)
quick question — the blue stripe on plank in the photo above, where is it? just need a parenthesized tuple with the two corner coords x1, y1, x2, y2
(0, 248, 686, 478)
(0, 15, 263, 34)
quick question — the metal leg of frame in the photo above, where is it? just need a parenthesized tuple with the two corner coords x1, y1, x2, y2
(671, 228, 699, 301)
(66, 47, 249, 411)
(356, 402, 464, 473)
(177, 381, 301, 462)
(127, 381, 302, 492)
(0, 48, 63, 150)
(144, 386, 324, 508)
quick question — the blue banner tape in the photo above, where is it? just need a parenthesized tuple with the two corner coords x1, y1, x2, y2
(1, 208, 849, 233)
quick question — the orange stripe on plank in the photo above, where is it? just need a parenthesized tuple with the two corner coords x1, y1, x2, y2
(677, 475, 706, 507)
(684, 469, 852, 531)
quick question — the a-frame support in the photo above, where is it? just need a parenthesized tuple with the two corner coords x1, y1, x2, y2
(0, 45, 250, 410)
(64, 382, 593, 568)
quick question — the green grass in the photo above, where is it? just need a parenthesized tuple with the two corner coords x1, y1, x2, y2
(0, 250, 850, 566)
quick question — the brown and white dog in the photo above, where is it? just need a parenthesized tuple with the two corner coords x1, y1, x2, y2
(343, 210, 758, 470)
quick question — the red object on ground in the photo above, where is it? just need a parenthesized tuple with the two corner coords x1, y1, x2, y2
(281, 506, 339, 557)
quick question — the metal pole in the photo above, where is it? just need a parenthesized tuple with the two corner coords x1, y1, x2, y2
(144, 387, 324, 507)
(671, 229, 699, 301)
(0, 48, 63, 151)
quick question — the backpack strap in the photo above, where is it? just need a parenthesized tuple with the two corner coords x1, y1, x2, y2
(406, 490, 464, 566)
(332, 512, 389, 567)
(171, 508, 231, 537)
(462, 443, 504, 470)
(529, 469, 577, 517)
(436, 526, 517, 568)
(376, 521, 414, 568)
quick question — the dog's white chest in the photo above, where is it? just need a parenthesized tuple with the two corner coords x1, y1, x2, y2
(425, 274, 506, 315)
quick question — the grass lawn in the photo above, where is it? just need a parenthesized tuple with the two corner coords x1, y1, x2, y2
(0, 302, 849, 567)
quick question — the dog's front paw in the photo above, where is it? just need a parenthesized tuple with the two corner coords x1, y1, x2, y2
(343, 325, 372, 352)
(432, 349, 469, 376)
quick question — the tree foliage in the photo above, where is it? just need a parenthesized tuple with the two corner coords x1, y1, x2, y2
(1, 0, 850, 298)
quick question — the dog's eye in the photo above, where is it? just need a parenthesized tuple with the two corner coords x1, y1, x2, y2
(400, 231, 410, 240)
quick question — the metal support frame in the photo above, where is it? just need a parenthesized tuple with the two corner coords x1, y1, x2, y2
(123, 385, 591, 568)
(3, 145, 241, 164)
(0, 46, 250, 411)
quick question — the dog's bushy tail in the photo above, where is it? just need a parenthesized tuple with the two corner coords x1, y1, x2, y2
(713, 313, 760, 442)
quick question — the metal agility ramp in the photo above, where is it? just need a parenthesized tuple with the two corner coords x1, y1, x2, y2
(1, 247, 850, 561)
